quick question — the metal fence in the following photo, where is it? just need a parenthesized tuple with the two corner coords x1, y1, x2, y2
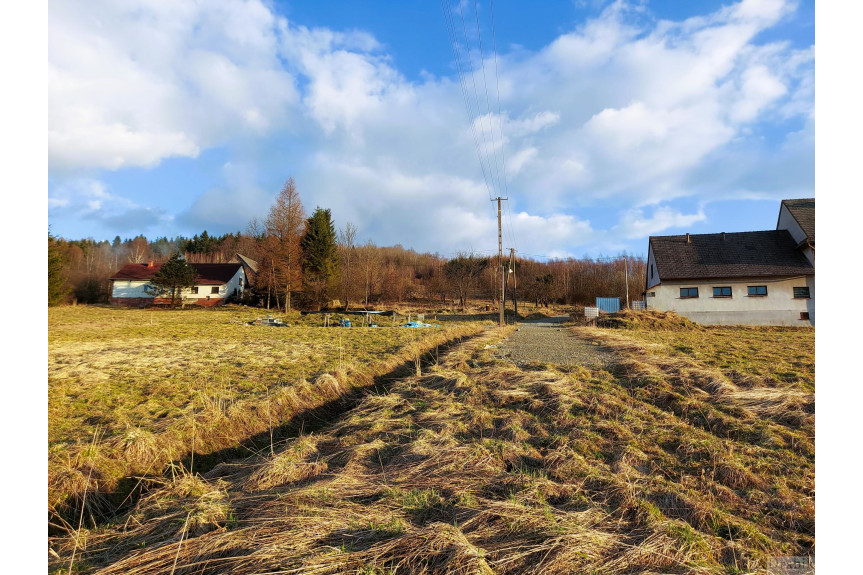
(631, 300, 646, 311)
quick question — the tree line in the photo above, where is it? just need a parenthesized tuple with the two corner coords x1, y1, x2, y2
(48, 178, 646, 310)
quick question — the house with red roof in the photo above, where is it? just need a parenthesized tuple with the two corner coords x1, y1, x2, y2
(109, 259, 248, 307)
(644, 199, 814, 326)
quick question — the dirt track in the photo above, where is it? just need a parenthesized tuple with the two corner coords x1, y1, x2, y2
(497, 316, 614, 368)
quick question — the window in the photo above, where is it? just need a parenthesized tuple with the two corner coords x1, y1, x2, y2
(191, 286, 198, 294)
(211, 286, 220, 294)
(713, 286, 732, 298)
(239, 277, 244, 287)
(800, 312, 810, 320)
(747, 285, 768, 296)
(650, 264, 654, 279)
(793, 286, 810, 299)
(680, 287, 699, 299)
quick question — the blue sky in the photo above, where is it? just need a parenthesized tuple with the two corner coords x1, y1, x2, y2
(47, 0, 815, 259)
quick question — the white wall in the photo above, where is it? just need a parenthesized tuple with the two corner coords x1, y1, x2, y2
(646, 276, 814, 326)
(183, 267, 246, 301)
(111, 267, 246, 301)
(777, 205, 807, 245)
(646, 244, 660, 289)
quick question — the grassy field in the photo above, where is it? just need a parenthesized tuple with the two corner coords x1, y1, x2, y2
(48, 305, 485, 526)
(49, 311, 813, 574)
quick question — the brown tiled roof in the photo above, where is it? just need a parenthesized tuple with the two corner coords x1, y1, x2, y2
(780, 198, 814, 243)
(110, 262, 242, 285)
(650, 230, 814, 281)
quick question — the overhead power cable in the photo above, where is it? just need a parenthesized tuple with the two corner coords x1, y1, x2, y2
(456, 0, 500, 200)
(439, 0, 495, 201)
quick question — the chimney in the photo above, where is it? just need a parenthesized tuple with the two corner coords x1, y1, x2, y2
(147, 260, 154, 268)
(686, 233, 690, 243)
(721, 232, 726, 241)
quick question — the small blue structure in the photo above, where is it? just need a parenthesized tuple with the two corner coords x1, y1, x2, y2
(338, 319, 352, 327)
(596, 297, 620, 313)
(401, 321, 436, 328)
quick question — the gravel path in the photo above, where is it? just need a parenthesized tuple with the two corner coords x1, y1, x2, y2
(497, 316, 615, 369)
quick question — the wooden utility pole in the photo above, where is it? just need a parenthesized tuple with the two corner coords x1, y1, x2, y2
(510, 248, 518, 317)
(493, 197, 507, 327)
(624, 255, 629, 309)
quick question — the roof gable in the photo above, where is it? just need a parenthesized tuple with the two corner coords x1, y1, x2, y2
(110, 262, 242, 285)
(779, 198, 814, 242)
(233, 253, 259, 274)
(649, 230, 814, 281)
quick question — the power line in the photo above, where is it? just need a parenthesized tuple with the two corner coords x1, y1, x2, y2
(439, 0, 494, 201)
(456, 0, 500, 200)
(472, 0, 505, 199)
(489, 0, 510, 203)
(440, 1, 522, 256)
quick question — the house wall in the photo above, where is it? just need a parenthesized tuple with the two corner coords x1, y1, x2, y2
(646, 275, 814, 326)
(110, 268, 246, 306)
(777, 206, 814, 265)
(646, 245, 660, 289)
(183, 268, 246, 303)
(777, 205, 807, 244)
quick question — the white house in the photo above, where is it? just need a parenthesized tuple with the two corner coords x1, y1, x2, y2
(645, 199, 814, 326)
(109, 260, 247, 307)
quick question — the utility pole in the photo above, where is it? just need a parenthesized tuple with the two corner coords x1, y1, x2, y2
(510, 247, 518, 317)
(624, 255, 629, 309)
(493, 197, 507, 327)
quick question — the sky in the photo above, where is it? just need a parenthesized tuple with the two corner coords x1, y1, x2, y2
(47, 0, 815, 260)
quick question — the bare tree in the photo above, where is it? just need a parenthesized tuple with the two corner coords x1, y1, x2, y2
(356, 240, 383, 308)
(337, 222, 358, 309)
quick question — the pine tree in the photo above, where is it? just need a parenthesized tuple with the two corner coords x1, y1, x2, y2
(300, 207, 339, 310)
(147, 253, 197, 306)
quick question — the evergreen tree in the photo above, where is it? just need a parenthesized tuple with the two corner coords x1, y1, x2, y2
(146, 253, 197, 306)
(48, 232, 67, 306)
(300, 207, 339, 310)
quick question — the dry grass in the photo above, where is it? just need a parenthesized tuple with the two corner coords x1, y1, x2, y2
(49, 305, 484, 528)
(50, 317, 813, 574)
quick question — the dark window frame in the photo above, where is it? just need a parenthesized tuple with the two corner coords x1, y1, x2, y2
(712, 286, 732, 298)
(793, 286, 810, 299)
(211, 286, 220, 294)
(191, 286, 199, 294)
(747, 285, 768, 297)
(680, 287, 699, 299)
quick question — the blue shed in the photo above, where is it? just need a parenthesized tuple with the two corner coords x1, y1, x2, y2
(596, 297, 620, 313)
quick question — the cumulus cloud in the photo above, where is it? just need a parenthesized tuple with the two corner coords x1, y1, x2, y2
(48, 0, 813, 255)
(614, 206, 707, 239)
(49, 0, 299, 171)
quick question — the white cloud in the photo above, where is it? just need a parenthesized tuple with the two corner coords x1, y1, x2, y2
(48, 0, 813, 253)
(614, 206, 707, 238)
(49, 0, 299, 171)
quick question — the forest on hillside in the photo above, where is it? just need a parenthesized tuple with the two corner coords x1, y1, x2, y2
(48, 179, 645, 310)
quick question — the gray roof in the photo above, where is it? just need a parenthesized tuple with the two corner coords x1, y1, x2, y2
(233, 253, 259, 274)
(650, 230, 814, 281)
(780, 198, 814, 243)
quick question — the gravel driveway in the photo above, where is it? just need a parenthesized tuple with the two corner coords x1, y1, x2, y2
(497, 316, 614, 369)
